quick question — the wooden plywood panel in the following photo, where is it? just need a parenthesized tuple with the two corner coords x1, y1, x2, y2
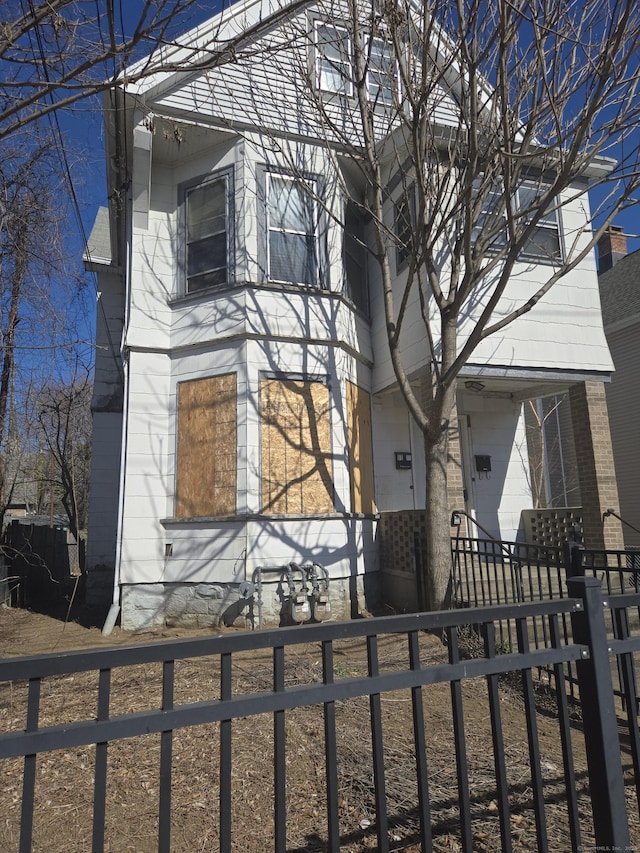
(176, 374, 236, 518)
(346, 381, 375, 514)
(260, 378, 333, 515)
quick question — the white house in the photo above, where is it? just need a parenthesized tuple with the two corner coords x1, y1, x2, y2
(85, 0, 622, 630)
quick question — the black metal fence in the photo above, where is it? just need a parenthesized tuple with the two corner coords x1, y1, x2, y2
(451, 536, 640, 609)
(451, 536, 640, 702)
(1, 575, 639, 852)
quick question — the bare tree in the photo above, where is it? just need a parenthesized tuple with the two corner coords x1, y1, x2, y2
(522, 395, 579, 510)
(37, 367, 92, 542)
(0, 130, 88, 512)
(0, 0, 308, 142)
(197, 0, 640, 607)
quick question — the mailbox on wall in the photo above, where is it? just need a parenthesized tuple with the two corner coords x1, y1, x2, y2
(395, 452, 412, 469)
(475, 454, 492, 473)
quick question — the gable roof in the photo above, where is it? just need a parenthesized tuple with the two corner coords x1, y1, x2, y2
(599, 248, 640, 329)
(124, 0, 312, 102)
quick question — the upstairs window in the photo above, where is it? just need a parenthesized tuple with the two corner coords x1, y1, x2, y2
(267, 174, 318, 286)
(518, 182, 562, 261)
(471, 178, 562, 262)
(343, 202, 369, 314)
(314, 23, 399, 104)
(471, 180, 508, 252)
(395, 187, 416, 271)
(315, 22, 352, 94)
(367, 37, 398, 105)
(185, 172, 231, 293)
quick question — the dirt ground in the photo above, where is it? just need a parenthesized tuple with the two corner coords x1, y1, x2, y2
(0, 604, 639, 852)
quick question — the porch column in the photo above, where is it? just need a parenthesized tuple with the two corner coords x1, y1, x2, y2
(569, 381, 624, 550)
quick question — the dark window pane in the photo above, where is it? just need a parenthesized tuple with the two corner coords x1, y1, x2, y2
(188, 179, 226, 238)
(186, 176, 228, 291)
(523, 226, 561, 260)
(188, 267, 228, 292)
(188, 233, 226, 278)
(344, 205, 368, 313)
(270, 232, 315, 284)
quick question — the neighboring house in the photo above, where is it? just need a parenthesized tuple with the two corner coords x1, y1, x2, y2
(85, 0, 622, 630)
(598, 228, 640, 548)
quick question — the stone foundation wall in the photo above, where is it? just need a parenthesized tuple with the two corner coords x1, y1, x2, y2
(120, 573, 378, 631)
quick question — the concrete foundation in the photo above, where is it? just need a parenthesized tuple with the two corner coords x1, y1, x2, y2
(119, 572, 379, 631)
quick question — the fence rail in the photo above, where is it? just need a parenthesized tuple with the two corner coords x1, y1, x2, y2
(1, 575, 639, 852)
(451, 536, 640, 607)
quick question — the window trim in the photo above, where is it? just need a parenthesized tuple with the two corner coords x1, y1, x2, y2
(178, 167, 234, 296)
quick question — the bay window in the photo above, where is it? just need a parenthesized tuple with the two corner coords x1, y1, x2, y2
(260, 377, 334, 514)
(267, 174, 318, 285)
(184, 171, 231, 293)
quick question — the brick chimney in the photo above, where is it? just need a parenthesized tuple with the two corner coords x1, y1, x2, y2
(598, 225, 628, 274)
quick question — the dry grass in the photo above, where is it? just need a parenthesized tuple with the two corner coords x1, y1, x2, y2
(0, 607, 638, 852)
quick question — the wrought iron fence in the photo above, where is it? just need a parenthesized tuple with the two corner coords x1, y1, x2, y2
(451, 537, 640, 679)
(0, 577, 638, 852)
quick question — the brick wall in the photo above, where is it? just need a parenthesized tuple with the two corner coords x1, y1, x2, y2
(569, 381, 624, 550)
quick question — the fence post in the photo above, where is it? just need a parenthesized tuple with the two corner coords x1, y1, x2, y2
(563, 541, 584, 577)
(567, 574, 630, 848)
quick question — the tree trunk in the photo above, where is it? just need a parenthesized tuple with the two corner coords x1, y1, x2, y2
(423, 428, 453, 611)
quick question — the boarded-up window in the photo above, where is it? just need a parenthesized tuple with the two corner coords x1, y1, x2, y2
(346, 381, 375, 514)
(175, 374, 236, 518)
(260, 378, 333, 514)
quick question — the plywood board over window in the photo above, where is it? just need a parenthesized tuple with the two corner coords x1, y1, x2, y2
(260, 378, 334, 515)
(346, 381, 375, 514)
(176, 374, 236, 518)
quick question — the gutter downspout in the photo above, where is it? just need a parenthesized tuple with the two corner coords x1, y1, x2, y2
(103, 177, 133, 635)
(101, 347, 130, 635)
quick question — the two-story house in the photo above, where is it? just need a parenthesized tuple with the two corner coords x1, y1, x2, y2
(85, 0, 622, 630)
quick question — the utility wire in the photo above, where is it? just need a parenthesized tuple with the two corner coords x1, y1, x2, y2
(24, 0, 124, 380)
